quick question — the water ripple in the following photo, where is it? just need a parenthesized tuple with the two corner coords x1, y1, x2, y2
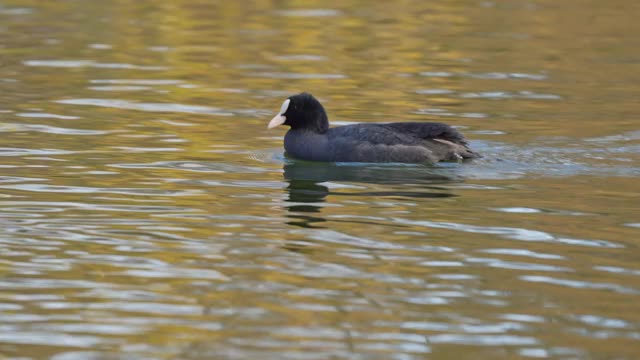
(593, 266, 640, 276)
(465, 257, 571, 272)
(419, 71, 546, 80)
(0, 184, 201, 196)
(0, 122, 107, 135)
(88, 85, 150, 91)
(299, 229, 402, 250)
(88, 43, 112, 50)
(111, 161, 268, 173)
(413, 108, 488, 118)
(123, 268, 229, 281)
(0, 6, 33, 15)
(167, 179, 284, 189)
(0, 176, 45, 183)
(56, 98, 236, 116)
(247, 72, 346, 79)
(460, 91, 561, 100)
(520, 275, 640, 295)
(0, 148, 75, 157)
(276, 9, 342, 17)
(468, 72, 547, 80)
(272, 54, 328, 61)
(428, 334, 538, 346)
(492, 207, 542, 214)
(90, 79, 185, 85)
(0, 201, 198, 213)
(111, 147, 182, 153)
(39, 301, 204, 315)
(462, 140, 640, 179)
(0, 278, 109, 290)
(480, 248, 565, 260)
(0, 332, 101, 347)
(573, 315, 630, 329)
(24, 60, 166, 71)
(16, 112, 79, 120)
(392, 218, 622, 248)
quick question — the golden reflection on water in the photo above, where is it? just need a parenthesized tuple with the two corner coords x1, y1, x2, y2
(1, 0, 640, 359)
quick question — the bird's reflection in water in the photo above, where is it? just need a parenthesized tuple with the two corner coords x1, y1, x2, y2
(285, 180, 329, 228)
(283, 161, 462, 229)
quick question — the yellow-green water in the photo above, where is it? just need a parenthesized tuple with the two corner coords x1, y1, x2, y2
(1, 0, 639, 359)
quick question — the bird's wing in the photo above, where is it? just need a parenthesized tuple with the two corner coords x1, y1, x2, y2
(328, 124, 419, 146)
(329, 122, 468, 146)
(383, 122, 469, 145)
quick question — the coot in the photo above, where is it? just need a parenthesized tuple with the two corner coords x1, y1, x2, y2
(268, 93, 480, 163)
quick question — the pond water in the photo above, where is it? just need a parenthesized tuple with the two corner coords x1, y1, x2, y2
(1, 0, 639, 359)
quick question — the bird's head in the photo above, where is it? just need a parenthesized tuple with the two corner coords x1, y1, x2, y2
(268, 92, 329, 133)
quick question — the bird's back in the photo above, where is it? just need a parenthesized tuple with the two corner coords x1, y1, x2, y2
(323, 122, 478, 163)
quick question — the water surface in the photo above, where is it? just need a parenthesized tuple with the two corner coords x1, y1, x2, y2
(1, 0, 639, 359)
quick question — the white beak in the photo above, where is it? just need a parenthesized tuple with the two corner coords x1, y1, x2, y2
(268, 114, 286, 129)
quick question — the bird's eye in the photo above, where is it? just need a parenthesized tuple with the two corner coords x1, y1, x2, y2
(280, 99, 290, 115)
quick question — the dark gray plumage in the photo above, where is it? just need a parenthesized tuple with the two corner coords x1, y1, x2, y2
(268, 93, 480, 163)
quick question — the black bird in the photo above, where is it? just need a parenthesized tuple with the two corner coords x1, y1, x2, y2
(268, 93, 480, 163)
